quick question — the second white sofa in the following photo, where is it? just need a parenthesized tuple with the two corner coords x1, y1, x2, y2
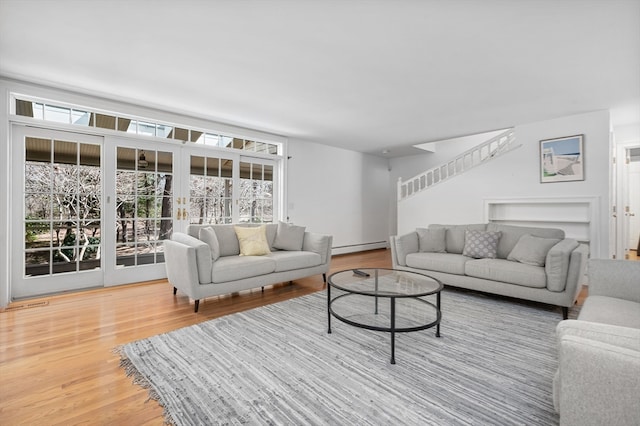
(391, 223, 589, 318)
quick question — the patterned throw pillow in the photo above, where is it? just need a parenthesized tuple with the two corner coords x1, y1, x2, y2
(234, 225, 271, 256)
(462, 230, 502, 259)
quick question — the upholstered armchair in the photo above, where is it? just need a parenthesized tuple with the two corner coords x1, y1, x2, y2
(553, 259, 640, 426)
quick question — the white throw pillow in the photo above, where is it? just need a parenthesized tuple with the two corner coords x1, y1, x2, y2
(507, 234, 561, 266)
(416, 228, 446, 253)
(273, 221, 306, 251)
(199, 227, 221, 261)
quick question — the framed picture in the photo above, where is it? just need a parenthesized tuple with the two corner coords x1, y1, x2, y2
(540, 135, 584, 183)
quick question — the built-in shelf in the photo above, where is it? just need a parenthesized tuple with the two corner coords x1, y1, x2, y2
(485, 197, 599, 253)
(489, 218, 590, 224)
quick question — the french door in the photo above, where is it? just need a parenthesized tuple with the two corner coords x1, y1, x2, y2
(103, 137, 182, 286)
(11, 127, 280, 298)
(11, 126, 104, 297)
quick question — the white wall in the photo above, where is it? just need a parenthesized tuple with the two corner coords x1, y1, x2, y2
(614, 123, 640, 143)
(395, 110, 612, 259)
(388, 134, 493, 235)
(287, 139, 390, 254)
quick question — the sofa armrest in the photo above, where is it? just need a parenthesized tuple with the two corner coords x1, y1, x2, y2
(164, 240, 205, 300)
(545, 239, 579, 292)
(390, 232, 419, 267)
(168, 232, 212, 284)
(588, 259, 640, 303)
(302, 232, 333, 265)
(554, 321, 640, 425)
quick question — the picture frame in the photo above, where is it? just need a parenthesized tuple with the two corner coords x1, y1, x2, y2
(540, 134, 584, 183)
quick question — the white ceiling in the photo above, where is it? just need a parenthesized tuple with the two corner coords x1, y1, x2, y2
(1, 0, 639, 157)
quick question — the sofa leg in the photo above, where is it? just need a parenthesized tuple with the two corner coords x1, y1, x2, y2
(194, 300, 200, 313)
(261, 286, 264, 293)
(173, 286, 177, 295)
(289, 281, 293, 285)
(562, 306, 568, 320)
(322, 273, 327, 288)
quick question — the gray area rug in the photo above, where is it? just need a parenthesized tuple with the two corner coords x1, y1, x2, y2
(118, 288, 577, 425)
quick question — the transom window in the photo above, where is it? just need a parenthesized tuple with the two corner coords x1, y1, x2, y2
(14, 97, 281, 155)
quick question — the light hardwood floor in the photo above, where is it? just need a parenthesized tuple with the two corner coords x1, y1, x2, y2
(0, 249, 391, 425)
(0, 248, 589, 425)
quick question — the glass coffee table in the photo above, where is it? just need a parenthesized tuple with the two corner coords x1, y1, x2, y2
(327, 268, 442, 364)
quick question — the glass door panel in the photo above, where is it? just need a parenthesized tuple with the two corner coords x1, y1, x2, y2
(239, 158, 275, 223)
(115, 147, 173, 267)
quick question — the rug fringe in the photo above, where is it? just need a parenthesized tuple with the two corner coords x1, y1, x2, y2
(113, 345, 178, 426)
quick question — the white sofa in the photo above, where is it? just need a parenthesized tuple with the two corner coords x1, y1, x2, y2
(553, 259, 640, 426)
(391, 223, 589, 318)
(164, 223, 333, 312)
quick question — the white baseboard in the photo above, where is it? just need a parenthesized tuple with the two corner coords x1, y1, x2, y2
(331, 241, 388, 256)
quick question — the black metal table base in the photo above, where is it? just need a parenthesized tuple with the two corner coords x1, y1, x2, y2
(327, 282, 442, 365)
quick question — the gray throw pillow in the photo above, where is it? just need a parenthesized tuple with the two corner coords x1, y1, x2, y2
(199, 226, 221, 261)
(273, 221, 306, 251)
(507, 234, 561, 266)
(416, 228, 446, 253)
(462, 230, 501, 259)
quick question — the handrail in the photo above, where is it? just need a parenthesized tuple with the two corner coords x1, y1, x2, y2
(398, 129, 519, 201)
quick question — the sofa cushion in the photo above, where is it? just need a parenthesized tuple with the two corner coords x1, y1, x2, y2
(267, 251, 322, 272)
(429, 224, 487, 254)
(406, 252, 469, 275)
(462, 230, 501, 259)
(417, 228, 446, 253)
(211, 256, 276, 283)
(507, 234, 561, 266)
(234, 225, 271, 256)
(199, 226, 221, 261)
(465, 258, 547, 288)
(273, 221, 306, 251)
(487, 223, 565, 259)
(578, 296, 640, 329)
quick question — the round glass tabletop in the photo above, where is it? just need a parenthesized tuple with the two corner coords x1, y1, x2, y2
(328, 268, 442, 297)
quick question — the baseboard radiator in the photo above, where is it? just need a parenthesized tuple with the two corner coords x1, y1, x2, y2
(331, 241, 388, 256)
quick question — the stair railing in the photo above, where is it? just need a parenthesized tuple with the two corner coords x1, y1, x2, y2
(398, 129, 519, 201)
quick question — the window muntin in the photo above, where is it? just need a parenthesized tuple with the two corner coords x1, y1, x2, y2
(14, 97, 282, 156)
